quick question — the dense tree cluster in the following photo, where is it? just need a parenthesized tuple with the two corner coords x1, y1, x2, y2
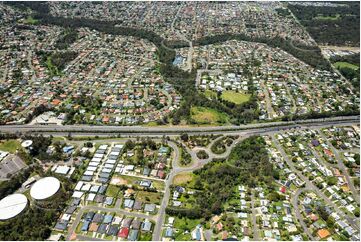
(196, 150, 209, 160)
(50, 51, 78, 71)
(330, 53, 360, 65)
(0, 207, 55, 240)
(36, 50, 78, 76)
(193, 33, 331, 71)
(22, 134, 52, 157)
(330, 53, 360, 90)
(288, 3, 360, 46)
(282, 107, 360, 121)
(0, 166, 38, 198)
(0, 173, 72, 241)
(167, 136, 272, 219)
(55, 28, 78, 49)
(24, 104, 52, 124)
(227, 136, 273, 185)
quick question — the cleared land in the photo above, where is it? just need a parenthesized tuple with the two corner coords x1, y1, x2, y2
(190, 106, 228, 125)
(314, 14, 341, 20)
(203, 90, 217, 99)
(172, 172, 194, 185)
(334, 62, 359, 70)
(105, 184, 121, 197)
(135, 191, 162, 205)
(0, 140, 22, 153)
(22, 16, 39, 25)
(220, 91, 251, 104)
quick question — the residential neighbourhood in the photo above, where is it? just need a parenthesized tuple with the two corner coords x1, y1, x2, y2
(0, 1, 359, 242)
(175, 40, 358, 120)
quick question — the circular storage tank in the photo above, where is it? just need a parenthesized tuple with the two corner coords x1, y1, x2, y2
(0, 193, 28, 220)
(21, 140, 33, 148)
(30, 177, 60, 200)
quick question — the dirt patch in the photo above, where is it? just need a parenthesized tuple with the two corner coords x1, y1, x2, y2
(110, 177, 128, 185)
(173, 172, 193, 185)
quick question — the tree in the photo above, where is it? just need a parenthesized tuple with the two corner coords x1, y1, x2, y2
(354, 208, 360, 217)
(180, 133, 189, 142)
(268, 192, 281, 202)
(326, 176, 338, 186)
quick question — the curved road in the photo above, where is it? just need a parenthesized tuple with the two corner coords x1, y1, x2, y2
(66, 205, 156, 240)
(291, 188, 316, 241)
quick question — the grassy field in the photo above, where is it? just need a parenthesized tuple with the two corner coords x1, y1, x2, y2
(105, 184, 121, 197)
(334, 61, 359, 70)
(23, 16, 39, 25)
(173, 172, 194, 186)
(190, 106, 228, 125)
(0, 140, 22, 153)
(112, 175, 165, 191)
(174, 217, 201, 231)
(136, 191, 162, 205)
(46, 56, 60, 77)
(314, 14, 340, 20)
(139, 232, 153, 241)
(203, 90, 217, 99)
(220, 91, 251, 104)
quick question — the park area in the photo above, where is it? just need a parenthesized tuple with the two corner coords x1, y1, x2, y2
(220, 91, 251, 104)
(190, 106, 228, 125)
(172, 172, 193, 186)
(0, 140, 22, 153)
(334, 62, 359, 70)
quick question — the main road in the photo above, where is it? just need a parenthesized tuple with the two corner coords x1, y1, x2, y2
(0, 116, 359, 136)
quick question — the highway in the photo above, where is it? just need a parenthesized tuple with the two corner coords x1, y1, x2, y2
(0, 116, 359, 136)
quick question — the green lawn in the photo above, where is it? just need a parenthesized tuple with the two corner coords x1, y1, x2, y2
(203, 90, 217, 99)
(334, 62, 359, 70)
(173, 172, 194, 186)
(139, 232, 153, 241)
(220, 91, 251, 104)
(190, 106, 228, 125)
(175, 232, 192, 241)
(0, 140, 22, 153)
(46, 56, 60, 77)
(314, 14, 340, 20)
(112, 175, 165, 191)
(106, 184, 120, 197)
(136, 191, 162, 205)
(174, 217, 201, 231)
(23, 16, 39, 25)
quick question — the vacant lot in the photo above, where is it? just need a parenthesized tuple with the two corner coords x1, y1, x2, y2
(190, 106, 228, 125)
(136, 191, 162, 205)
(221, 91, 251, 104)
(173, 172, 194, 185)
(22, 16, 39, 25)
(0, 140, 22, 153)
(105, 184, 121, 197)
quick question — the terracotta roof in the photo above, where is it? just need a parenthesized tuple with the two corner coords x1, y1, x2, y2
(317, 229, 331, 239)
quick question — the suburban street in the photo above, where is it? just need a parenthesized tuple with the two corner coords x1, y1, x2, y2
(291, 188, 316, 241)
(251, 192, 261, 241)
(317, 130, 360, 205)
(66, 205, 156, 240)
(271, 134, 360, 232)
